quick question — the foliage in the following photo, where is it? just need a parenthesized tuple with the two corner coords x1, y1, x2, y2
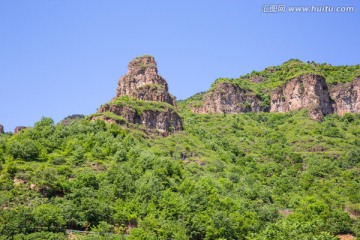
(0, 107, 360, 239)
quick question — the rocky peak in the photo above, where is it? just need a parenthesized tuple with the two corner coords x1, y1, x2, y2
(270, 74, 333, 121)
(127, 55, 158, 76)
(115, 55, 174, 105)
(94, 55, 182, 135)
(0, 124, 4, 134)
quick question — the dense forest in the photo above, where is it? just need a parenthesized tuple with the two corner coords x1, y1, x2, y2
(0, 111, 359, 239)
(1, 59, 360, 239)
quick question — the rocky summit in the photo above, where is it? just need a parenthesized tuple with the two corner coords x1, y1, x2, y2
(92, 55, 182, 134)
(115, 55, 176, 106)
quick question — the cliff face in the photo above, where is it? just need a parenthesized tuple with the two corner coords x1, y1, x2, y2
(98, 104, 182, 132)
(330, 76, 360, 116)
(95, 55, 182, 134)
(190, 73, 360, 121)
(192, 82, 266, 114)
(270, 74, 333, 121)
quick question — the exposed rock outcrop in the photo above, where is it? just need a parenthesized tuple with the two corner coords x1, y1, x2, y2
(192, 82, 267, 114)
(14, 126, 27, 134)
(115, 56, 175, 106)
(190, 73, 359, 121)
(270, 74, 333, 121)
(98, 104, 182, 132)
(94, 55, 182, 134)
(0, 124, 4, 134)
(330, 76, 360, 116)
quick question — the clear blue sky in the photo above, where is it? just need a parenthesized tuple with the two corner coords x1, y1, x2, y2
(1, 0, 359, 132)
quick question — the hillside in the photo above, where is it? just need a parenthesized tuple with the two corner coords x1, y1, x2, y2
(0, 57, 360, 240)
(181, 59, 360, 121)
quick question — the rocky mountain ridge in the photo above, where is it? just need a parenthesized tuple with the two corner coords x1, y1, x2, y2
(185, 60, 360, 121)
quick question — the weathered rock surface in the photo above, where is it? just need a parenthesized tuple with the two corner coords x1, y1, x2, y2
(330, 76, 360, 116)
(0, 124, 4, 134)
(98, 104, 182, 132)
(14, 126, 27, 134)
(270, 74, 333, 121)
(192, 82, 267, 114)
(115, 56, 175, 106)
(95, 55, 182, 134)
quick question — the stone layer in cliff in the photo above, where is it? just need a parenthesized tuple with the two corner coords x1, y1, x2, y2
(190, 73, 360, 121)
(330, 76, 360, 116)
(270, 74, 333, 121)
(98, 103, 182, 132)
(192, 82, 267, 114)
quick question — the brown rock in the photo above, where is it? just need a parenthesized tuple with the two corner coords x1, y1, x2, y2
(270, 74, 333, 121)
(192, 81, 267, 114)
(98, 104, 182, 133)
(14, 126, 27, 134)
(129, 84, 175, 106)
(115, 55, 175, 105)
(330, 76, 360, 116)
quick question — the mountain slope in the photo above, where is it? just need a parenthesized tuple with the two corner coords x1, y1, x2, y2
(0, 58, 360, 240)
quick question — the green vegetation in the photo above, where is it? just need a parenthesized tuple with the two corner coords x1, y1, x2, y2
(88, 112, 128, 125)
(107, 95, 177, 115)
(234, 59, 360, 93)
(1, 109, 360, 239)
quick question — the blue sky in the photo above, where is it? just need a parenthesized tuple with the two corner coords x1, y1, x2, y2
(1, 0, 359, 132)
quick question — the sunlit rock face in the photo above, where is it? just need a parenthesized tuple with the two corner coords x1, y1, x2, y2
(270, 74, 333, 121)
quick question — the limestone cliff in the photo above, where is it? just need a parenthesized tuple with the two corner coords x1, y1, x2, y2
(93, 55, 182, 134)
(270, 74, 333, 121)
(192, 82, 267, 114)
(330, 76, 360, 116)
